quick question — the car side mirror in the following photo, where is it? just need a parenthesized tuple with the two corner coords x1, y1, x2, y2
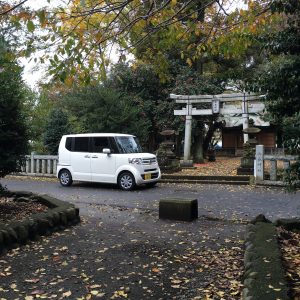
(102, 148, 111, 155)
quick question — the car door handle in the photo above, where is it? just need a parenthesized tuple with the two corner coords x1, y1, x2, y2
(84, 155, 90, 158)
(91, 155, 98, 158)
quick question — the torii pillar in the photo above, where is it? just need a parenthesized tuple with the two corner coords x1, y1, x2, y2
(182, 113, 193, 167)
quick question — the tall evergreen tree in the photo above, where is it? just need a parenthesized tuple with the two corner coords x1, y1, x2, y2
(43, 108, 71, 155)
(0, 37, 28, 178)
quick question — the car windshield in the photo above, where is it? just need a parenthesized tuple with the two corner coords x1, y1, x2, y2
(115, 136, 143, 154)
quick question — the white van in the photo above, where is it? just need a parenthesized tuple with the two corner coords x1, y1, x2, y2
(56, 133, 161, 190)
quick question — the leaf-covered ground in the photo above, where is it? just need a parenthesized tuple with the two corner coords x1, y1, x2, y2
(278, 227, 300, 299)
(0, 205, 245, 299)
(171, 157, 286, 177)
(0, 197, 48, 224)
(175, 157, 241, 176)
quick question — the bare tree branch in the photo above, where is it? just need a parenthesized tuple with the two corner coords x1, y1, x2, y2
(0, 0, 28, 16)
(216, 0, 229, 16)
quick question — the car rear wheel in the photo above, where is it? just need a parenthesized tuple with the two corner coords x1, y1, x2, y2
(118, 172, 136, 191)
(59, 169, 73, 187)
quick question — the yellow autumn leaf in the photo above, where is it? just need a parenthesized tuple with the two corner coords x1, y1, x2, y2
(90, 290, 99, 295)
(62, 290, 72, 298)
(216, 291, 225, 297)
(230, 290, 240, 296)
(10, 283, 17, 289)
(186, 58, 193, 67)
(152, 267, 160, 273)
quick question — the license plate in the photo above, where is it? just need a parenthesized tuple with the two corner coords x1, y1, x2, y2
(145, 173, 151, 180)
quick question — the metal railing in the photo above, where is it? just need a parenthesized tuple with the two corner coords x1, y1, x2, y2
(20, 152, 58, 177)
(255, 145, 298, 185)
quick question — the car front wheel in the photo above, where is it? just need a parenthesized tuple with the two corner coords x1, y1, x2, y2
(118, 172, 136, 191)
(59, 169, 73, 187)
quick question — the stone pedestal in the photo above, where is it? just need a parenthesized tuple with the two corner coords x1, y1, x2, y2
(179, 160, 194, 168)
(237, 157, 255, 175)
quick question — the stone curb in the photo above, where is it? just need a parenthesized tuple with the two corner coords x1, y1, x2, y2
(275, 218, 300, 230)
(161, 175, 250, 185)
(0, 191, 80, 255)
(242, 215, 293, 300)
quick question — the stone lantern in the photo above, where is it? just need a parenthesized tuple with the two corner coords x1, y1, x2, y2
(156, 130, 180, 172)
(237, 119, 261, 175)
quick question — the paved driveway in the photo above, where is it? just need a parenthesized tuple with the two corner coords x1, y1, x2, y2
(2, 177, 300, 221)
(0, 177, 299, 299)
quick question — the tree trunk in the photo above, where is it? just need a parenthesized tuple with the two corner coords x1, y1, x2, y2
(203, 120, 223, 154)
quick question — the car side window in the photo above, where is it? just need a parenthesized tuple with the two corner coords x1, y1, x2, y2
(73, 137, 89, 152)
(92, 137, 110, 153)
(65, 137, 72, 151)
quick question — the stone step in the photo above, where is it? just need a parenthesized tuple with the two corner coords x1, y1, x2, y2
(160, 179, 249, 185)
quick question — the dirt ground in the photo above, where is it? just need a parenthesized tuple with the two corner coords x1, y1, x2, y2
(0, 197, 48, 224)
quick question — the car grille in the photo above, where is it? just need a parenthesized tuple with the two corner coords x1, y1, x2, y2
(142, 158, 157, 165)
(144, 168, 157, 172)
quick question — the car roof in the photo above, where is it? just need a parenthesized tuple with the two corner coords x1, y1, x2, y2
(63, 133, 135, 138)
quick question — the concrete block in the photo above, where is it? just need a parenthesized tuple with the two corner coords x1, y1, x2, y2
(159, 198, 198, 221)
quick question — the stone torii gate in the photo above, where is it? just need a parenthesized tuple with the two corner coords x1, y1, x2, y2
(171, 92, 265, 166)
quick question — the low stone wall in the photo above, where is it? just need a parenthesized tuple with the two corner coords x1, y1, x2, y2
(242, 215, 296, 300)
(0, 191, 80, 254)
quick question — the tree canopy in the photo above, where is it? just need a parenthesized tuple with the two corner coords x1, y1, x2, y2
(0, 1, 284, 83)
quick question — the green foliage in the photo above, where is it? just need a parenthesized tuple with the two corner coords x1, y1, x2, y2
(0, 37, 28, 177)
(43, 108, 71, 155)
(284, 159, 300, 192)
(282, 112, 300, 154)
(171, 66, 224, 95)
(255, 56, 300, 122)
(61, 84, 151, 145)
(106, 63, 171, 150)
(30, 91, 57, 153)
(253, 0, 300, 190)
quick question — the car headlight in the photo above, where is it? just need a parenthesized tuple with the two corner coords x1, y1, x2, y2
(128, 158, 143, 164)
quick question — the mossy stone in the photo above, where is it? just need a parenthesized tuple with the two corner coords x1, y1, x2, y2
(14, 225, 28, 243)
(37, 218, 50, 235)
(59, 212, 68, 226)
(65, 208, 76, 221)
